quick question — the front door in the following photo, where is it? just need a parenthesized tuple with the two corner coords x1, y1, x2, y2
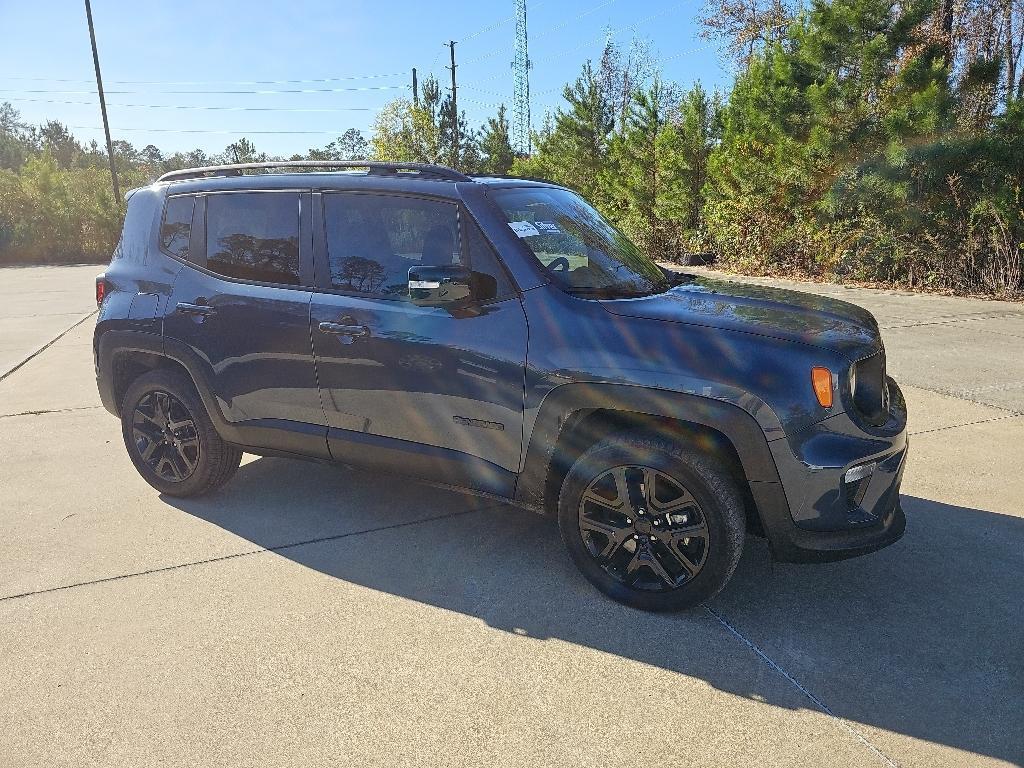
(309, 191, 528, 497)
(164, 190, 327, 456)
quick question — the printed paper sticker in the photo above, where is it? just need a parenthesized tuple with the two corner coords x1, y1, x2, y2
(534, 220, 561, 234)
(508, 221, 540, 238)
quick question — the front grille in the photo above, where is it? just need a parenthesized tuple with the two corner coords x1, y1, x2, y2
(853, 350, 888, 425)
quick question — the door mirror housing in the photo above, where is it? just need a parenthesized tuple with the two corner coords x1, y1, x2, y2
(408, 265, 497, 307)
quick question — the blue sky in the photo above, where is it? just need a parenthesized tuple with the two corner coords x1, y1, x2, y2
(0, 0, 732, 156)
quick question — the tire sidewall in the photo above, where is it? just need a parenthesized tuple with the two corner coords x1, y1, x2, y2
(558, 435, 744, 611)
(120, 370, 221, 497)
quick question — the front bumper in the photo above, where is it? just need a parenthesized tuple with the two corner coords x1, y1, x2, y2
(757, 377, 908, 563)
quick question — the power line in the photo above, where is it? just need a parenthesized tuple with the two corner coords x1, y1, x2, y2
(530, 2, 686, 67)
(460, 13, 516, 43)
(460, 96, 506, 109)
(460, 0, 682, 88)
(5, 97, 377, 113)
(461, 85, 509, 98)
(531, 0, 618, 40)
(0, 84, 407, 95)
(421, 4, 548, 80)
(459, 1, 547, 43)
(460, 0, 618, 66)
(0, 72, 407, 86)
(70, 126, 348, 135)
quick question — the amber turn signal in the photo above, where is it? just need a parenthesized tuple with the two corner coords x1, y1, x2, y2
(811, 367, 833, 408)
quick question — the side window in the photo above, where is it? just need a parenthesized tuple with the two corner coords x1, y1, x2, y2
(324, 193, 460, 299)
(159, 195, 194, 260)
(206, 192, 300, 285)
(465, 215, 515, 300)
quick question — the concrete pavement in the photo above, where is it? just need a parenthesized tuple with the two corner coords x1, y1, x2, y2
(1, 265, 1022, 767)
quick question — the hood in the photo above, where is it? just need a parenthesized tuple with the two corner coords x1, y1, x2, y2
(601, 274, 880, 360)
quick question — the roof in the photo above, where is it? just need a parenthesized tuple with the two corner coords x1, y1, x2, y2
(151, 164, 564, 197)
(157, 161, 471, 183)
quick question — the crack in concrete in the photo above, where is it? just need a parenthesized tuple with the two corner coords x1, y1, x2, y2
(0, 405, 104, 419)
(908, 413, 1023, 436)
(0, 311, 97, 383)
(703, 603, 899, 767)
(880, 311, 1024, 330)
(901, 384, 1023, 415)
(3, 310, 98, 319)
(0, 505, 497, 603)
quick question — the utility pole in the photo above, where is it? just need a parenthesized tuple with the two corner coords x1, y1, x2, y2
(412, 67, 418, 107)
(84, 0, 120, 204)
(446, 40, 459, 170)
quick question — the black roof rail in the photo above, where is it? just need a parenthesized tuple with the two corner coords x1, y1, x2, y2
(472, 173, 567, 187)
(157, 160, 473, 184)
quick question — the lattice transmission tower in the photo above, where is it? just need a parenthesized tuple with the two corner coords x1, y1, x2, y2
(512, 0, 532, 155)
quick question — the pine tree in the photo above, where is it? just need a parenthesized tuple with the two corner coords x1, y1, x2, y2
(513, 61, 615, 207)
(604, 80, 691, 259)
(479, 105, 515, 175)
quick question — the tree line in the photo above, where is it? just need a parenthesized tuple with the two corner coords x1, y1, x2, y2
(1, 0, 1021, 297)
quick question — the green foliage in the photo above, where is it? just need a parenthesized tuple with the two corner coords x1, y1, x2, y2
(0, 151, 144, 263)
(513, 62, 615, 206)
(512, 3, 1021, 296)
(2, 0, 1022, 295)
(604, 80, 692, 258)
(700, 0, 1023, 295)
(479, 105, 515, 175)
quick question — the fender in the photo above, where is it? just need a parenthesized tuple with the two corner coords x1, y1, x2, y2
(96, 329, 330, 460)
(514, 382, 792, 528)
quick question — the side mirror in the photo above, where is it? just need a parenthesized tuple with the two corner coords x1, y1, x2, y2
(408, 265, 497, 307)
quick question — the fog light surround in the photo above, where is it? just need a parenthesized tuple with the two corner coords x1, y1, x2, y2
(844, 462, 876, 484)
(843, 462, 876, 508)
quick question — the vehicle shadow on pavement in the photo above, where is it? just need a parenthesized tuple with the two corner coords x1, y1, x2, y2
(164, 457, 1024, 765)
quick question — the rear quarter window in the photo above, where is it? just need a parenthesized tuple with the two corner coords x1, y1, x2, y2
(159, 195, 194, 260)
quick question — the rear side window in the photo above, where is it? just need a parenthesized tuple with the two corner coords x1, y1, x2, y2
(206, 192, 300, 285)
(324, 193, 460, 298)
(159, 195, 194, 260)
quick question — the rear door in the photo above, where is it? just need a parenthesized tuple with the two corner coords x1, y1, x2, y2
(164, 189, 327, 455)
(309, 190, 528, 497)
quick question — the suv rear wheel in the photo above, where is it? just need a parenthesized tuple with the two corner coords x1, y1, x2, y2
(120, 369, 242, 497)
(558, 431, 745, 611)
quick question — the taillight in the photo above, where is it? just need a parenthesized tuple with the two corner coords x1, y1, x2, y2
(96, 275, 109, 307)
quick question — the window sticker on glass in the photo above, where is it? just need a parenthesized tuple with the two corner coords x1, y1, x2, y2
(508, 220, 540, 237)
(534, 220, 561, 235)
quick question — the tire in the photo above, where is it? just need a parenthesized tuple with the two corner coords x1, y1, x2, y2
(120, 368, 242, 497)
(557, 430, 745, 612)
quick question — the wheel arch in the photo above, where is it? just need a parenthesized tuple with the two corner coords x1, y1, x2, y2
(97, 330, 227, 431)
(516, 383, 788, 535)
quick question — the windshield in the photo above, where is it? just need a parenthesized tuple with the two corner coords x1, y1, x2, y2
(491, 187, 669, 297)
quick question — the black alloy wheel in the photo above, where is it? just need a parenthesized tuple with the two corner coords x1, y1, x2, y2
(558, 431, 745, 611)
(120, 368, 242, 497)
(131, 390, 201, 483)
(578, 465, 709, 591)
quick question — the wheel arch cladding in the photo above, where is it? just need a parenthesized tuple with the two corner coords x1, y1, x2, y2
(515, 382, 785, 533)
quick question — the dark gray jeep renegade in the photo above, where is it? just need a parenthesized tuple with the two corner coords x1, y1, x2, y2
(94, 161, 907, 611)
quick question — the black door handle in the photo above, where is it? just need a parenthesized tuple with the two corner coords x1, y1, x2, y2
(176, 302, 216, 316)
(319, 321, 370, 337)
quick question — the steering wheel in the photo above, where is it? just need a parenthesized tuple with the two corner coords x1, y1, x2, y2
(548, 256, 571, 273)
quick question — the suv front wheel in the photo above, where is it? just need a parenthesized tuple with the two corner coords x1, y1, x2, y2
(120, 369, 242, 497)
(558, 431, 745, 611)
